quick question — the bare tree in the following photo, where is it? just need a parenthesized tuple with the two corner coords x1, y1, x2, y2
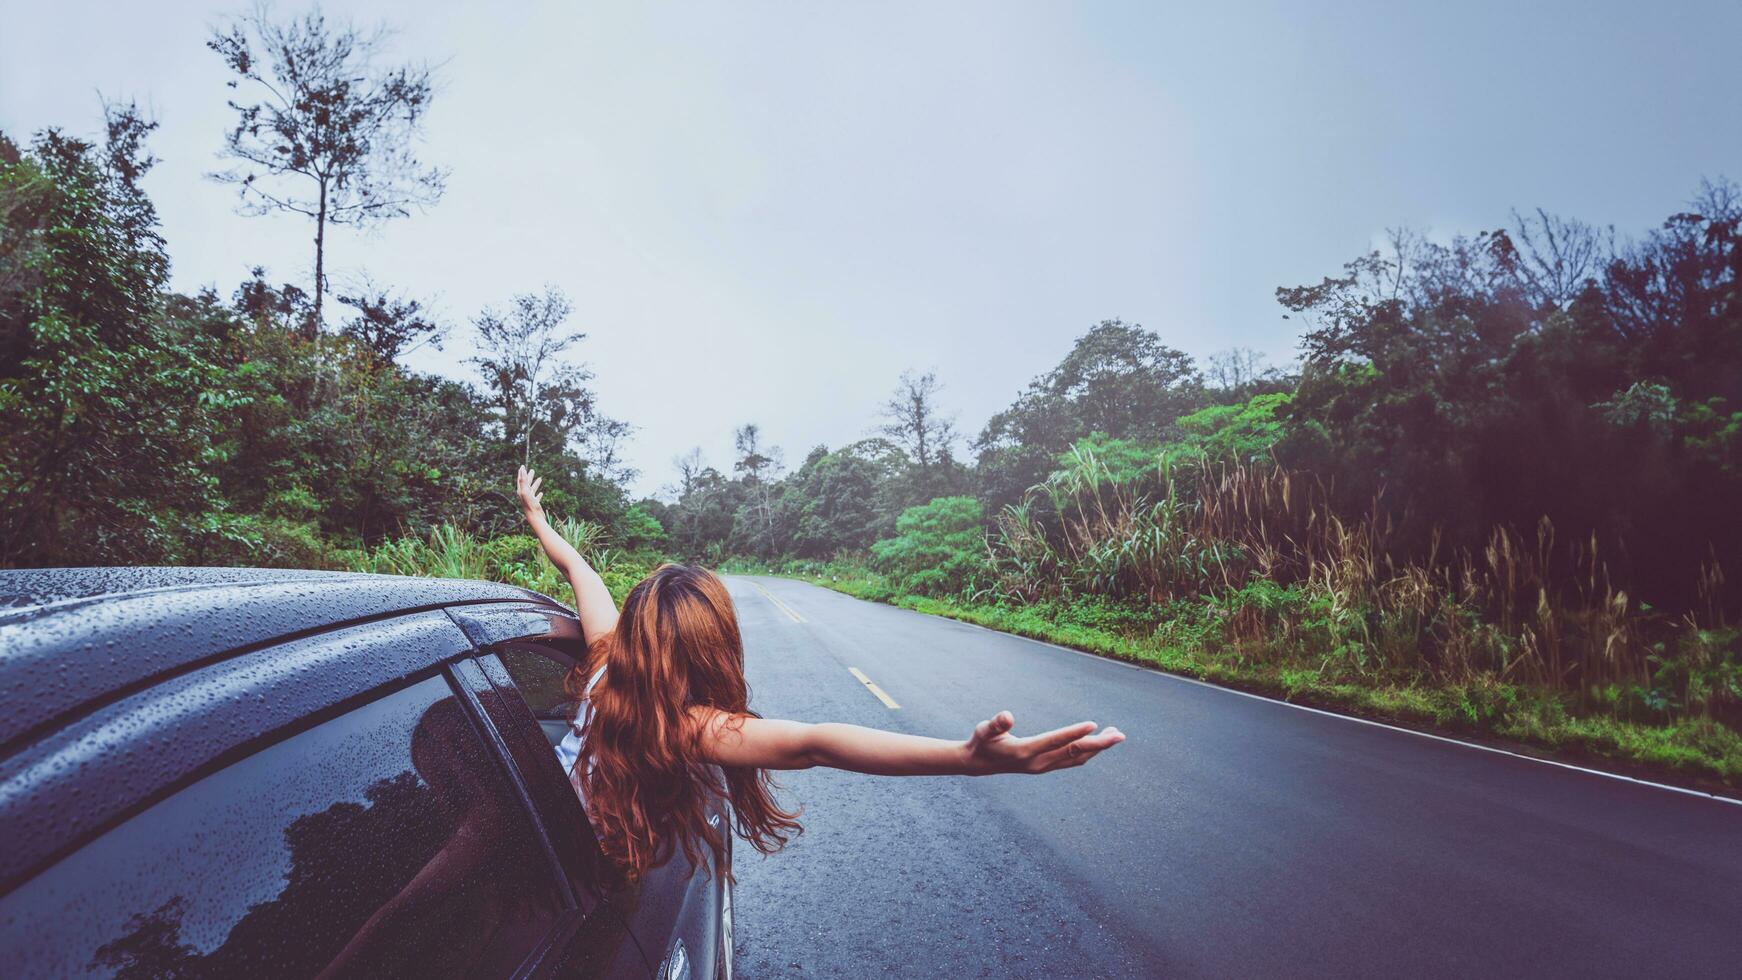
(733, 424, 779, 483)
(1692, 175, 1742, 221)
(580, 415, 636, 487)
(208, 2, 446, 336)
(673, 447, 706, 497)
(1205, 347, 1270, 392)
(1510, 208, 1613, 310)
(877, 369, 956, 473)
(470, 286, 584, 465)
(733, 423, 781, 531)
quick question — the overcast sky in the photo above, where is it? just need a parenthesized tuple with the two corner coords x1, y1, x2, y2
(5, 1, 1739, 497)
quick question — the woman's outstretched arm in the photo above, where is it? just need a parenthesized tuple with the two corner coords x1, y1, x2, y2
(693, 708, 1124, 776)
(516, 465, 619, 642)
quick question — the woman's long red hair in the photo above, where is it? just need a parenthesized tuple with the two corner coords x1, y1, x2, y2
(569, 564, 800, 880)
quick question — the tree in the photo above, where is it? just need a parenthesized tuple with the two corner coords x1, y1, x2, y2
(766, 440, 907, 557)
(471, 286, 586, 465)
(208, 3, 446, 336)
(1204, 347, 1286, 396)
(664, 465, 741, 560)
(730, 423, 783, 553)
(618, 502, 666, 550)
(976, 320, 1205, 511)
(1273, 191, 1742, 613)
(334, 278, 444, 364)
(672, 447, 706, 498)
(877, 369, 957, 473)
(579, 414, 636, 487)
(1043, 320, 1202, 437)
(4, 98, 636, 565)
(0, 105, 232, 563)
(0, 134, 47, 372)
(733, 424, 776, 482)
(1508, 207, 1612, 311)
(1167, 392, 1293, 463)
(234, 266, 313, 332)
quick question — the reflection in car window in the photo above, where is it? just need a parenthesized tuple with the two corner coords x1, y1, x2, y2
(0, 676, 566, 978)
(500, 644, 584, 721)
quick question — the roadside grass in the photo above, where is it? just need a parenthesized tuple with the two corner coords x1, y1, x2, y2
(338, 523, 658, 608)
(722, 558, 1742, 791)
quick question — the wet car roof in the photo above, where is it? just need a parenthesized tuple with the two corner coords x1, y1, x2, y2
(0, 566, 358, 611)
(0, 567, 554, 753)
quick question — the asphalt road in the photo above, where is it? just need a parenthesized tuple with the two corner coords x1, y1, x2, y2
(720, 575, 1742, 979)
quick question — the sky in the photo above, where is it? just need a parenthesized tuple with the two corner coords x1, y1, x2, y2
(4, 1, 1739, 497)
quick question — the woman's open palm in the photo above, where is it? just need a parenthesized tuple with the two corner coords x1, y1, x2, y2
(516, 465, 546, 522)
(963, 711, 1124, 774)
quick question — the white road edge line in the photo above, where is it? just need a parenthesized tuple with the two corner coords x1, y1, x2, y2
(842, 591, 1742, 808)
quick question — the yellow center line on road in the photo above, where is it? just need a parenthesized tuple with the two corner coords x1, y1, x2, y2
(747, 580, 806, 623)
(847, 667, 901, 710)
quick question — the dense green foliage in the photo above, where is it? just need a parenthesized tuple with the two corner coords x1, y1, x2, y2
(0, 110, 640, 567)
(1, 113, 227, 562)
(1274, 216, 1742, 609)
(974, 319, 1206, 512)
(1167, 391, 1291, 462)
(868, 496, 988, 598)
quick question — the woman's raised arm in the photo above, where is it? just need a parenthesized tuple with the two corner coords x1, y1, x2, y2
(692, 708, 1124, 776)
(517, 465, 619, 642)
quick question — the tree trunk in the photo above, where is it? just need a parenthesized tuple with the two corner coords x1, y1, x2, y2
(310, 181, 327, 341)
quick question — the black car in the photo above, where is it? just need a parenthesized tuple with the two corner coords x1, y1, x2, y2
(0, 567, 731, 979)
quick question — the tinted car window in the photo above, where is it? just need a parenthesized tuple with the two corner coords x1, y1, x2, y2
(0, 675, 566, 978)
(499, 643, 586, 721)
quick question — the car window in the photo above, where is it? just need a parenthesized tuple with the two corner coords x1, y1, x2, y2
(499, 642, 587, 722)
(464, 654, 619, 909)
(0, 675, 567, 979)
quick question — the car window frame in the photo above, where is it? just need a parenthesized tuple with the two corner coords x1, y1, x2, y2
(445, 601, 672, 977)
(442, 604, 615, 893)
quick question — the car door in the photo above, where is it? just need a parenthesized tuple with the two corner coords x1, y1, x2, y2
(0, 610, 644, 979)
(447, 602, 727, 980)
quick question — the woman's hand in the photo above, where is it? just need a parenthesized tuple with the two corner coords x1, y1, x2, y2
(512, 466, 620, 640)
(961, 711, 1124, 775)
(516, 465, 546, 524)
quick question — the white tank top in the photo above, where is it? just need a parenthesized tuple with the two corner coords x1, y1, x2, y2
(553, 664, 606, 780)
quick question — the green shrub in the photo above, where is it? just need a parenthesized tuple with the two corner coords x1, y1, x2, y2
(1046, 595, 1160, 636)
(619, 504, 667, 550)
(479, 533, 540, 571)
(190, 512, 329, 569)
(1165, 391, 1292, 463)
(1050, 433, 1162, 489)
(868, 496, 991, 599)
(1154, 598, 1220, 651)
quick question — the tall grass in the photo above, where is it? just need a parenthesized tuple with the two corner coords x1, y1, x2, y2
(991, 451, 1740, 726)
(346, 520, 651, 606)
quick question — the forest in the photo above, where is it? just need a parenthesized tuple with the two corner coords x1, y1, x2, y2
(3, 7, 1739, 784)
